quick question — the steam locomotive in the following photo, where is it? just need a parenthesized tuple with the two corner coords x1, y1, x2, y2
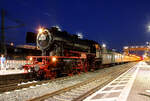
(23, 26, 141, 79)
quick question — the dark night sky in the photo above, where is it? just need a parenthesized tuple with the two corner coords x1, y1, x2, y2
(1, 0, 150, 51)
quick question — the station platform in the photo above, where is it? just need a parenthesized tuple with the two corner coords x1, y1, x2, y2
(0, 69, 24, 75)
(84, 61, 150, 101)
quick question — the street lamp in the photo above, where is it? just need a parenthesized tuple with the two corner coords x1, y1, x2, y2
(77, 32, 83, 39)
(102, 44, 106, 48)
(102, 43, 107, 53)
(146, 42, 149, 44)
(112, 49, 116, 52)
(124, 46, 128, 49)
(147, 25, 150, 32)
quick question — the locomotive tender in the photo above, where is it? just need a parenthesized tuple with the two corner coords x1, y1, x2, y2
(23, 26, 141, 79)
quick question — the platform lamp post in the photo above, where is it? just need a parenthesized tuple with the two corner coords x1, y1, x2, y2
(148, 25, 150, 32)
(146, 42, 150, 57)
(1, 8, 7, 56)
(102, 43, 107, 53)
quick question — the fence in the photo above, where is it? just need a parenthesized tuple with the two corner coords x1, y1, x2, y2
(0, 60, 30, 70)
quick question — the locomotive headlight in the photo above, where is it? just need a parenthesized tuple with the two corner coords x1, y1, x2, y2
(29, 57, 33, 61)
(52, 57, 57, 62)
(38, 28, 43, 33)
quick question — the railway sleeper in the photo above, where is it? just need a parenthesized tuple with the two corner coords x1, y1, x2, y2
(57, 95, 73, 101)
(60, 93, 74, 98)
(70, 89, 85, 94)
(66, 91, 81, 96)
(53, 95, 71, 101)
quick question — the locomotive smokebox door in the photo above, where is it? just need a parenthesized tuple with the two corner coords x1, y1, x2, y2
(37, 29, 53, 55)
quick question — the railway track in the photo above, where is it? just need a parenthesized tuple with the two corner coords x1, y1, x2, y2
(0, 74, 75, 94)
(29, 62, 137, 101)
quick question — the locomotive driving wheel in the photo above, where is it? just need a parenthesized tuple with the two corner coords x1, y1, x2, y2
(45, 69, 57, 79)
(50, 71, 57, 79)
(67, 66, 74, 76)
(65, 62, 74, 76)
(36, 69, 45, 80)
(83, 61, 88, 72)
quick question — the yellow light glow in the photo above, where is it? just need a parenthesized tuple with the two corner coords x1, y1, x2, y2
(52, 57, 57, 62)
(29, 57, 33, 61)
(38, 28, 43, 33)
(10, 42, 14, 46)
